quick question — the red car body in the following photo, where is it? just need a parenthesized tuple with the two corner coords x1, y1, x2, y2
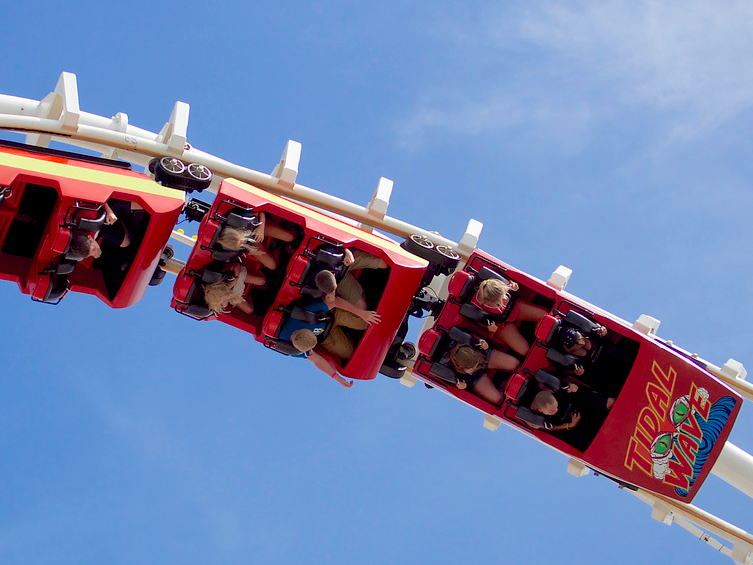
(171, 178, 429, 381)
(413, 249, 742, 502)
(0, 140, 741, 502)
(0, 141, 184, 308)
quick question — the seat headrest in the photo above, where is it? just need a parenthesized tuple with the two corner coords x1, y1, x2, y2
(504, 373, 529, 404)
(429, 362, 459, 384)
(314, 245, 345, 269)
(534, 369, 563, 392)
(70, 206, 106, 232)
(418, 329, 441, 357)
(458, 302, 490, 324)
(448, 270, 475, 301)
(272, 340, 303, 356)
(448, 326, 474, 345)
(536, 314, 561, 346)
(225, 208, 261, 230)
(515, 406, 547, 428)
(477, 266, 508, 284)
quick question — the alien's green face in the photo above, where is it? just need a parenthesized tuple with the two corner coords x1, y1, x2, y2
(651, 433, 674, 457)
(670, 398, 691, 427)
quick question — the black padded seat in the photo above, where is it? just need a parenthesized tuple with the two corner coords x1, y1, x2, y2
(205, 207, 263, 262)
(294, 244, 349, 298)
(515, 406, 547, 428)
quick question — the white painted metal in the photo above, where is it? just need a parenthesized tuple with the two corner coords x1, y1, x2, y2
(711, 442, 753, 499)
(0, 72, 469, 257)
(359, 177, 393, 233)
(547, 265, 572, 290)
(566, 458, 590, 477)
(270, 139, 301, 188)
(483, 415, 502, 431)
(633, 314, 661, 336)
(631, 488, 753, 564)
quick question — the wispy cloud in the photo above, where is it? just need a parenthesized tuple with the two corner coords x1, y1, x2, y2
(396, 0, 753, 150)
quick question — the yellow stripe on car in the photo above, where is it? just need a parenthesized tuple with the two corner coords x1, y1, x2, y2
(0, 150, 184, 200)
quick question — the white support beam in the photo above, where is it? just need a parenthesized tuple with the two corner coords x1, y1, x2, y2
(271, 139, 301, 188)
(566, 458, 590, 477)
(630, 488, 753, 564)
(711, 442, 753, 499)
(0, 72, 470, 257)
(26, 71, 80, 146)
(547, 265, 572, 291)
(721, 359, 747, 381)
(157, 101, 190, 155)
(54, 72, 80, 132)
(100, 112, 129, 160)
(170, 230, 197, 248)
(483, 415, 502, 431)
(457, 219, 483, 255)
(360, 177, 393, 232)
(633, 314, 661, 336)
(399, 372, 417, 388)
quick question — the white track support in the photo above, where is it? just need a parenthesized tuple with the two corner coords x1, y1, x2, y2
(630, 489, 753, 564)
(170, 230, 197, 247)
(26, 71, 80, 147)
(711, 442, 753, 499)
(156, 101, 189, 156)
(483, 415, 502, 431)
(101, 112, 128, 160)
(0, 73, 470, 256)
(271, 140, 301, 188)
(547, 265, 572, 291)
(566, 458, 590, 477)
(633, 314, 661, 336)
(706, 359, 753, 402)
(399, 371, 418, 388)
(359, 177, 393, 233)
(457, 219, 483, 256)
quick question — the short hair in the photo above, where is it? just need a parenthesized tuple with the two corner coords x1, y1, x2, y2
(69, 233, 92, 257)
(531, 391, 557, 414)
(448, 344, 485, 373)
(291, 329, 318, 352)
(314, 270, 337, 294)
(476, 278, 511, 306)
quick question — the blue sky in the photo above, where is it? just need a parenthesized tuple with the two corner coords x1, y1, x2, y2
(2, 1, 753, 564)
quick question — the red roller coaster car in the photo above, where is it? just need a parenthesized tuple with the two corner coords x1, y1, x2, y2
(0, 140, 184, 307)
(171, 178, 439, 381)
(412, 249, 742, 502)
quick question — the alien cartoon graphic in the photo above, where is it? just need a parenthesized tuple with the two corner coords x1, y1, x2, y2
(650, 388, 709, 480)
(649, 387, 736, 497)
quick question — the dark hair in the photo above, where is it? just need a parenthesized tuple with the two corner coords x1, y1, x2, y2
(315, 270, 337, 294)
(559, 326, 583, 350)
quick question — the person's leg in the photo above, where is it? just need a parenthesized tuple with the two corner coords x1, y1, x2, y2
(236, 299, 254, 315)
(349, 249, 388, 270)
(333, 307, 368, 331)
(495, 324, 532, 356)
(337, 273, 367, 308)
(243, 271, 266, 286)
(321, 326, 355, 360)
(487, 349, 521, 372)
(265, 220, 295, 242)
(517, 301, 548, 322)
(252, 242, 278, 270)
(472, 375, 504, 405)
